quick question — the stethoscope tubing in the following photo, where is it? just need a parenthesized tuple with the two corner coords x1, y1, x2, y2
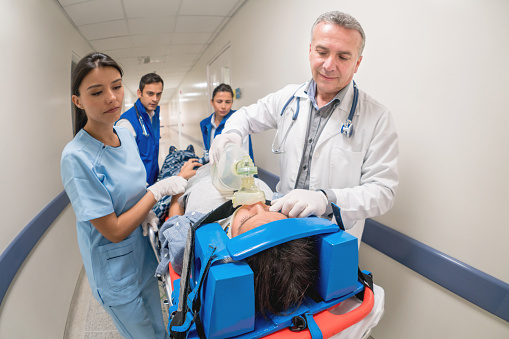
(134, 104, 150, 137)
(272, 81, 358, 154)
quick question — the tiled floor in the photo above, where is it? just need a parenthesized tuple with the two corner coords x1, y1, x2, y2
(64, 268, 171, 339)
(64, 268, 122, 339)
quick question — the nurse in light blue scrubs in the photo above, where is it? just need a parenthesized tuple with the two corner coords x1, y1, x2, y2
(61, 52, 201, 338)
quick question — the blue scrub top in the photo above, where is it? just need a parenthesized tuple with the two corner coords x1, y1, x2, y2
(61, 127, 157, 306)
(200, 110, 254, 161)
(117, 99, 160, 185)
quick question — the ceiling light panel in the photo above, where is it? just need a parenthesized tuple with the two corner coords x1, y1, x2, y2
(179, 0, 242, 16)
(132, 46, 169, 58)
(63, 0, 124, 26)
(79, 20, 129, 40)
(175, 16, 225, 33)
(127, 17, 175, 35)
(171, 32, 212, 44)
(167, 44, 204, 54)
(131, 33, 171, 47)
(57, 0, 85, 6)
(91, 36, 132, 51)
(123, 0, 180, 18)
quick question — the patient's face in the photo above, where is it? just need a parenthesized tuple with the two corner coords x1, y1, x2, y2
(231, 202, 287, 237)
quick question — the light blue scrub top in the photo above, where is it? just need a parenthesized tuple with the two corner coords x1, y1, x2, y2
(61, 126, 157, 306)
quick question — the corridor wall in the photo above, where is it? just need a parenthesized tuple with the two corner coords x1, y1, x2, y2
(0, 0, 91, 337)
(169, 0, 509, 338)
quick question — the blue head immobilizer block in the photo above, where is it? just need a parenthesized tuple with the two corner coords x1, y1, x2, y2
(184, 217, 359, 339)
(194, 223, 255, 339)
(315, 230, 358, 301)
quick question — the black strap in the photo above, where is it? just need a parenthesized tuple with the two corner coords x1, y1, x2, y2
(192, 248, 217, 339)
(200, 200, 238, 225)
(355, 268, 374, 301)
(331, 202, 345, 231)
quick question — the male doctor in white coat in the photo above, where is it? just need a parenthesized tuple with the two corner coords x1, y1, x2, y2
(210, 11, 399, 246)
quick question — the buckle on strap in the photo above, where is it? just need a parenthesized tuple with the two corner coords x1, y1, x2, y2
(289, 315, 307, 332)
(289, 313, 323, 339)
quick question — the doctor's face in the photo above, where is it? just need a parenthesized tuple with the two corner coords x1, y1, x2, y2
(72, 66, 124, 128)
(231, 202, 287, 237)
(309, 22, 363, 103)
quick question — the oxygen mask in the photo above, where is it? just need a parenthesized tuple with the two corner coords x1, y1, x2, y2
(211, 144, 265, 207)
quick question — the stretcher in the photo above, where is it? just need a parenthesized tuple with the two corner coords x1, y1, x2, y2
(148, 227, 174, 310)
(149, 212, 376, 339)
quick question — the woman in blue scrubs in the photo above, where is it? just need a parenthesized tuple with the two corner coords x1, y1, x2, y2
(61, 52, 200, 338)
(200, 83, 254, 160)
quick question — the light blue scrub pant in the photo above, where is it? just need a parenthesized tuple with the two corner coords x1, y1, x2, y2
(104, 276, 169, 339)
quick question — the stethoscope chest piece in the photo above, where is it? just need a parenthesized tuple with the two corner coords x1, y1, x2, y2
(341, 120, 353, 138)
(340, 81, 359, 138)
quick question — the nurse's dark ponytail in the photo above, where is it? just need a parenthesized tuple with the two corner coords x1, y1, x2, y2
(212, 83, 234, 100)
(71, 52, 124, 134)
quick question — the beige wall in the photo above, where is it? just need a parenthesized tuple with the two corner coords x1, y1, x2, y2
(168, 0, 509, 337)
(0, 0, 91, 337)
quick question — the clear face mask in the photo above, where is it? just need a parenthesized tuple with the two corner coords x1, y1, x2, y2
(211, 144, 265, 207)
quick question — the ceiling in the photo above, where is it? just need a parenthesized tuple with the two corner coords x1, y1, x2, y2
(56, 0, 247, 104)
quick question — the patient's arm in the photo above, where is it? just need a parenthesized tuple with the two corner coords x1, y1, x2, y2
(168, 193, 185, 217)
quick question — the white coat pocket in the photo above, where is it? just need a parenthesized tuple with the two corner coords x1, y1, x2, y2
(329, 146, 365, 188)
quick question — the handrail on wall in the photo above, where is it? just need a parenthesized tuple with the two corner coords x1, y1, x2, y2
(1, 173, 508, 322)
(0, 191, 70, 306)
(363, 219, 509, 322)
(256, 169, 509, 322)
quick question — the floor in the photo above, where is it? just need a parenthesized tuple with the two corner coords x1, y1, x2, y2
(63, 268, 146, 339)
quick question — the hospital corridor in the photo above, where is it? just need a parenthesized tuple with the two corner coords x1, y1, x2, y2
(1, 0, 509, 338)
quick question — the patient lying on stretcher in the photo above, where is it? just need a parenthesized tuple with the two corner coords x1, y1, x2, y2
(154, 148, 318, 315)
(155, 147, 384, 338)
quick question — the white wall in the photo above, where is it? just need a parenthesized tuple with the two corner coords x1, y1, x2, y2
(170, 0, 509, 337)
(0, 0, 91, 337)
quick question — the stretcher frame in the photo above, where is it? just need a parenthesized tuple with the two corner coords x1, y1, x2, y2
(149, 227, 174, 309)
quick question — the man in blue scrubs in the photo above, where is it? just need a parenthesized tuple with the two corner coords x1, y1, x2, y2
(116, 73, 164, 185)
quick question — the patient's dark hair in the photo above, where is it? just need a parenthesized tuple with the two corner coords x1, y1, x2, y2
(245, 237, 318, 316)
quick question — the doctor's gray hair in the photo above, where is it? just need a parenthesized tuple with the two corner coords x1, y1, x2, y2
(311, 11, 366, 56)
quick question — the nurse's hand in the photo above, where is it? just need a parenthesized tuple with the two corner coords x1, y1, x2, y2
(209, 132, 242, 164)
(148, 176, 188, 201)
(269, 189, 327, 218)
(142, 210, 159, 236)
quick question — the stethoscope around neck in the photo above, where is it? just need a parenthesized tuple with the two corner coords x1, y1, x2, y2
(134, 104, 150, 137)
(271, 81, 359, 154)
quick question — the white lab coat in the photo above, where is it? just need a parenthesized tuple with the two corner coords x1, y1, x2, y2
(222, 81, 399, 242)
